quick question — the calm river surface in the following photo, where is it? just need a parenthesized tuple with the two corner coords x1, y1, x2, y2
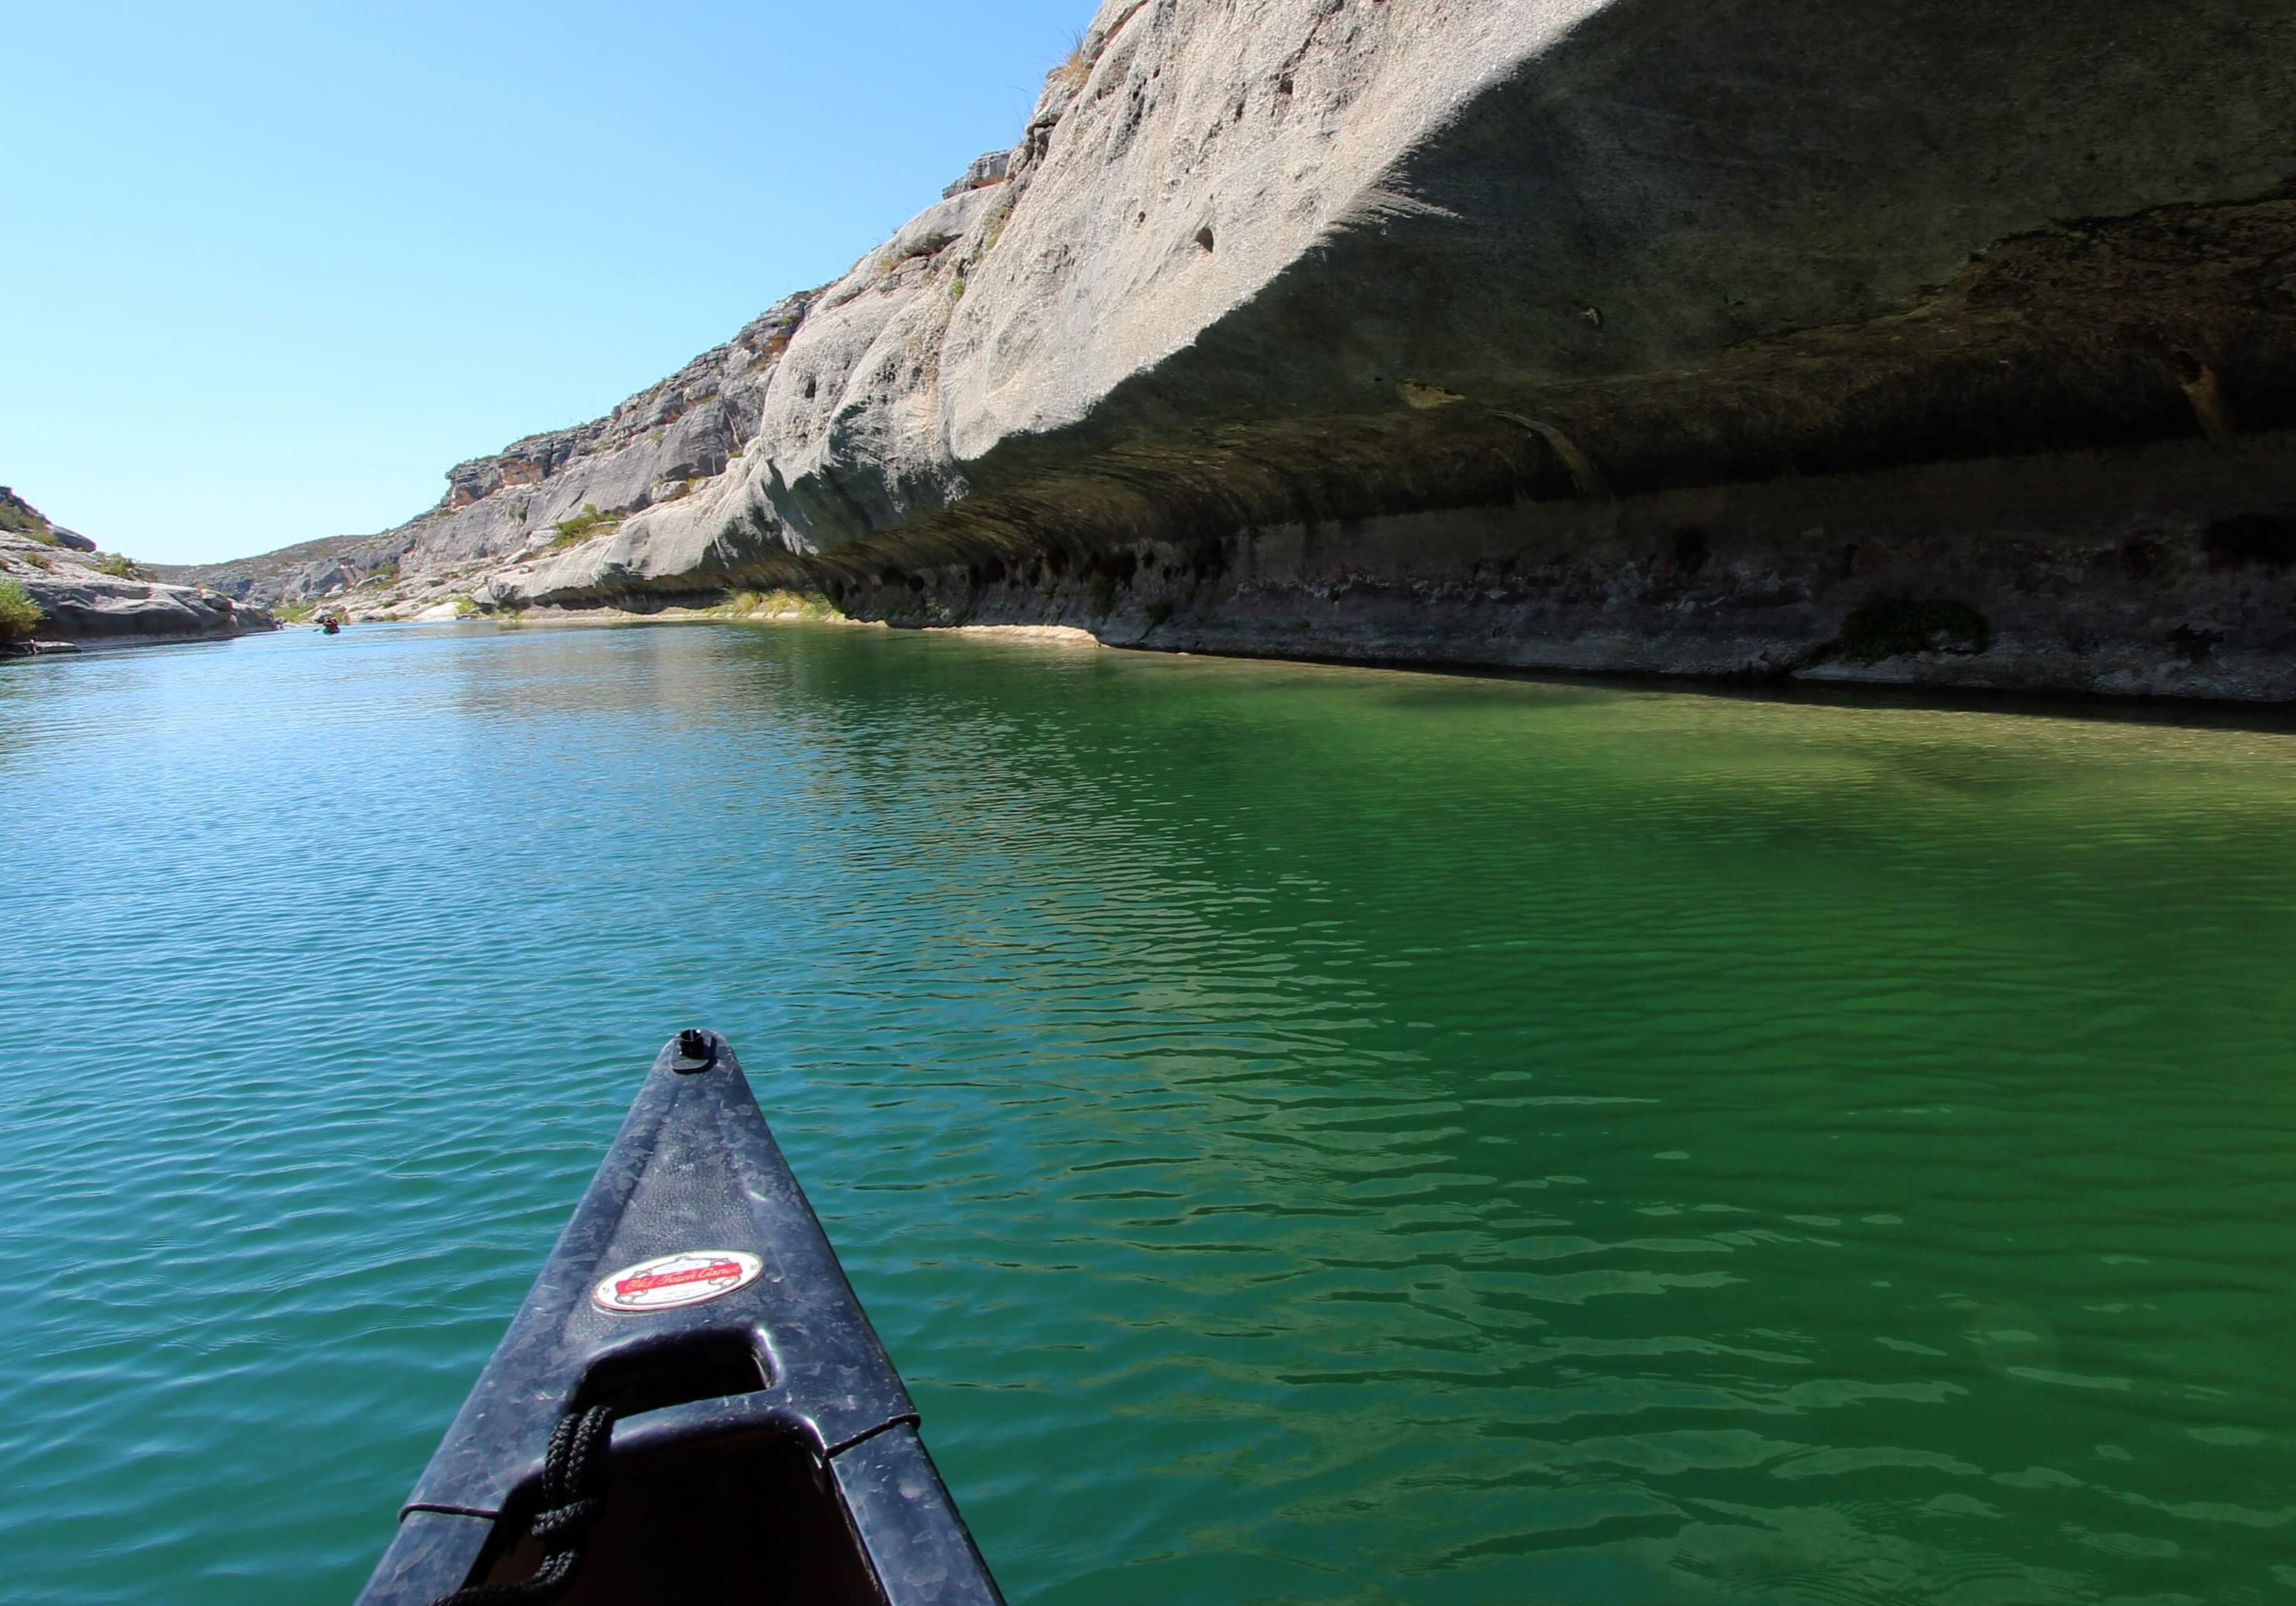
(3, 622, 2294, 1604)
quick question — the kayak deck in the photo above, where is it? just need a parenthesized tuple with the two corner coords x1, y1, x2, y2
(356, 1030, 1003, 1605)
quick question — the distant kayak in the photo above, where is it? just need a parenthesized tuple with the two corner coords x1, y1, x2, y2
(320, 618, 340, 635)
(355, 1030, 1003, 1605)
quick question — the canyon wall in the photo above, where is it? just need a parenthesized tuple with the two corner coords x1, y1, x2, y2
(189, 0, 2296, 698)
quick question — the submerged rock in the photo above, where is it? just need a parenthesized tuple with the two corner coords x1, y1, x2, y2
(1, 639, 82, 657)
(194, 0, 2296, 698)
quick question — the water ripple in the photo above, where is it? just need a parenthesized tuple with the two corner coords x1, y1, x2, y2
(4, 625, 2296, 1602)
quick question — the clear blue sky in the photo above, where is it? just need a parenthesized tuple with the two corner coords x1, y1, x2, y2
(2, 1, 1089, 564)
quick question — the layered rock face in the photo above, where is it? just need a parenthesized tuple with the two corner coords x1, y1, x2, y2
(2, 489, 278, 653)
(223, 0, 2296, 698)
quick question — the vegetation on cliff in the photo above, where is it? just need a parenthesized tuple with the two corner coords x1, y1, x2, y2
(2, 489, 277, 648)
(719, 589, 841, 621)
(0, 488, 56, 545)
(547, 504, 621, 549)
(0, 577, 46, 642)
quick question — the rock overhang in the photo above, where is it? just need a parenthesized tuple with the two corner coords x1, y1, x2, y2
(197, 0, 2296, 697)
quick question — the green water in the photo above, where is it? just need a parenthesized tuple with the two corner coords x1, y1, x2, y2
(3, 623, 2294, 1604)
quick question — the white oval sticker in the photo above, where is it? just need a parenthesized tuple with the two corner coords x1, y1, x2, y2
(592, 1250, 764, 1314)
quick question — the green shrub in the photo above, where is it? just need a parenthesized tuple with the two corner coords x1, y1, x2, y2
(546, 504, 621, 551)
(276, 600, 315, 624)
(450, 594, 481, 618)
(1838, 596, 1991, 663)
(0, 577, 44, 642)
(97, 552, 141, 579)
(718, 588, 838, 621)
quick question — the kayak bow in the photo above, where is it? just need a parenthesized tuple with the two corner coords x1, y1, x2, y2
(355, 1030, 1004, 1605)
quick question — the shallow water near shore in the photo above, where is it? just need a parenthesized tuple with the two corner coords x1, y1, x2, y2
(4, 621, 2294, 1604)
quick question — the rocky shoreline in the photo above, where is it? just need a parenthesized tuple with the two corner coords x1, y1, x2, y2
(1, 488, 278, 657)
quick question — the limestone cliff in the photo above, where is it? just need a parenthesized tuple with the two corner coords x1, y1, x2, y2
(199, 0, 2296, 699)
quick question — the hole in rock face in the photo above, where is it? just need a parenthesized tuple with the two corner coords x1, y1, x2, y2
(1194, 226, 1215, 253)
(1671, 527, 1710, 576)
(802, 377, 817, 400)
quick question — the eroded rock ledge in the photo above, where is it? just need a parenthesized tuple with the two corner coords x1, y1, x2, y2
(191, 0, 2296, 700)
(2, 488, 278, 654)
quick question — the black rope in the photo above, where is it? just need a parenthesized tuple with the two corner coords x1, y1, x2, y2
(431, 1404, 617, 1605)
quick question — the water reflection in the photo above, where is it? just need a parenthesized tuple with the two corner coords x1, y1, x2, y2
(2, 622, 2294, 1604)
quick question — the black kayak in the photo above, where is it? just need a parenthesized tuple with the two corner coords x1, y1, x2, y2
(356, 1030, 1005, 1605)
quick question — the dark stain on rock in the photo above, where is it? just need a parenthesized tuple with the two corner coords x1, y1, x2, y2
(2121, 535, 2169, 578)
(1671, 527, 1710, 577)
(2170, 623, 2224, 662)
(2203, 512, 2296, 570)
(1838, 596, 1992, 663)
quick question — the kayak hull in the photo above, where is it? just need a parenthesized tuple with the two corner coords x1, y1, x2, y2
(355, 1030, 1003, 1605)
